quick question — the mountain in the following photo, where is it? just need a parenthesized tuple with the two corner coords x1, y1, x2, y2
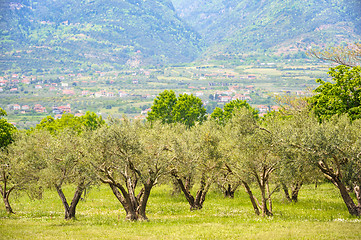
(0, 0, 202, 71)
(1, 0, 361, 72)
(172, 0, 361, 60)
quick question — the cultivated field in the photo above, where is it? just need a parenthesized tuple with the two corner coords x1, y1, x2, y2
(1, 183, 360, 239)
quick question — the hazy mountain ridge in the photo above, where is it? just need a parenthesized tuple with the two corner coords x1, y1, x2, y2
(172, 0, 361, 59)
(1, 0, 361, 72)
(0, 0, 202, 71)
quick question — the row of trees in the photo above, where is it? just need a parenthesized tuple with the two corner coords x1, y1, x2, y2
(1, 65, 361, 220)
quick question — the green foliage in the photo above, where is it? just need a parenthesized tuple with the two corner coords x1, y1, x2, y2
(0, 130, 49, 213)
(210, 99, 258, 125)
(222, 108, 279, 215)
(35, 112, 105, 134)
(172, 93, 207, 128)
(0, 108, 16, 149)
(170, 121, 223, 184)
(309, 65, 361, 122)
(39, 129, 95, 188)
(282, 111, 361, 215)
(91, 118, 173, 220)
(147, 90, 177, 124)
(147, 90, 206, 128)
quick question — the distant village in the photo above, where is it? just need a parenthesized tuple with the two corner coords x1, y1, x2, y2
(0, 65, 312, 128)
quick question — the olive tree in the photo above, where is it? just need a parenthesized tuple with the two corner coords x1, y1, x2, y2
(285, 113, 361, 216)
(40, 129, 95, 220)
(91, 119, 172, 221)
(276, 136, 319, 203)
(1, 130, 47, 214)
(224, 109, 280, 216)
(170, 121, 223, 210)
(211, 100, 259, 197)
(266, 109, 319, 203)
(29, 113, 103, 220)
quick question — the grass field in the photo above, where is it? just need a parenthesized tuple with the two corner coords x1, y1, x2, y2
(1, 183, 361, 239)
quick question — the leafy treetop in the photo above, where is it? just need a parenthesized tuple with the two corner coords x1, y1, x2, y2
(210, 99, 258, 125)
(0, 108, 16, 149)
(35, 111, 105, 134)
(147, 90, 206, 128)
(309, 65, 361, 122)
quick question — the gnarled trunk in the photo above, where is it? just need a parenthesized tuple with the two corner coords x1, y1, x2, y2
(318, 161, 361, 216)
(55, 182, 85, 220)
(0, 176, 15, 214)
(282, 183, 292, 202)
(291, 182, 303, 202)
(171, 175, 193, 196)
(2, 192, 14, 214)
(223, 184, 236, 198)
(108, 179, 154, 221)
(282, 181, 303, 203)
(260, 183, 272, 217)
(335, 180, 361, 216)
(253, 167, 273, 217)
(171, 171, 212, 210)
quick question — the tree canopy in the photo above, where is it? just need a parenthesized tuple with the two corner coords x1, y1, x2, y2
(147, 90, 206, 127)
(0, 108, 16, 149)
(210, 99, 258, 125)
(309, 65, 361, 121)
(35, 111, 105, 134)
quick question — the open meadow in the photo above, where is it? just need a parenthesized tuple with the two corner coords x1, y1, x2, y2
(1, 183, 361, 240)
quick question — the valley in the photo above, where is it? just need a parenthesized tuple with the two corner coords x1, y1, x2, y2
(1, 60, 329, 128)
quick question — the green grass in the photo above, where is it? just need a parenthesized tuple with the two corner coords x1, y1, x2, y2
(1, 184, 360, 239)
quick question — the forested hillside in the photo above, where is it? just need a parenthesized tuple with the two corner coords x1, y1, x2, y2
(172, 0, 361, 59)
(1, 0, 360, 71)
(0, 0, 201, 71)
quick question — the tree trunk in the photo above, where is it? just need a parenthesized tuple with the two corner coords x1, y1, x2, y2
(171, 175, 192, 196)
(291, 182, 303, 203)
(282, 183, 292, 202)
(108, 180, 153, 221)
(318, 161, 361, 216)
(334, 179, 361, 216)
(354, 185, 361, 208)
(223, 184, 237, 198)
(137, 180, 154, 221)
(67, 184, 85, 219)
(55, 183, 85, 220)
(260, 185, 272, 216)
(55, 185, 71, 219)
(242, 181, 260, 215)
(171, 171, 211, 210)
(282, 182, 302, 203)
(2, 192, 14, 214)
(1, 172, 14, 214)
(173, 175, 196, 209)
(108, 183, 138, 221)
(266, 182, 273, 214)
(193, 176, 212, 210)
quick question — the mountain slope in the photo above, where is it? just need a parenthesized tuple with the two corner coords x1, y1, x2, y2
(172, 0, 361, 59)
(0, 0, 202, 71)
